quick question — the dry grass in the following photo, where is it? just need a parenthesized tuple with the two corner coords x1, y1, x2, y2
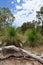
(24, 45, 43, 55)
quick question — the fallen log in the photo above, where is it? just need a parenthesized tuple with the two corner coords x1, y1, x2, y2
(0, 45, 43, 64)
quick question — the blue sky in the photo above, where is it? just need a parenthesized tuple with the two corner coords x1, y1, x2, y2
(0, 0, 43, 27)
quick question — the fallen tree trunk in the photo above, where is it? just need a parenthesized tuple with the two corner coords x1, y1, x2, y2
(0, 45, 43, 64)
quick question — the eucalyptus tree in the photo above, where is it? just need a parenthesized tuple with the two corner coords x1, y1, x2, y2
(36, 7, 43, 35)
(0, 7, 15, 27)
(0, 7, 15, 36)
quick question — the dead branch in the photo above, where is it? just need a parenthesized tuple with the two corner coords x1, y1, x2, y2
(0, 45, 43, 64)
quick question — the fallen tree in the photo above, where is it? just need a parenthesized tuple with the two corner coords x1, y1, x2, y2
(0, 45, 43, 64)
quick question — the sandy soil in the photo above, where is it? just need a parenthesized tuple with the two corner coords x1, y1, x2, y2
(0, 58, 42, 65)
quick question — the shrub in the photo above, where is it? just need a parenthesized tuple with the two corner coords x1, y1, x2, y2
(25, 29, 42, 47)
(1, 27, 23, 47)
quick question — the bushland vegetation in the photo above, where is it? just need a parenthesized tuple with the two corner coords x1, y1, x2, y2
(0, 7, 43, 48)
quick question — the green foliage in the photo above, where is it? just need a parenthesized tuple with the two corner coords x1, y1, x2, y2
(25, 29, 42, 47)
(0, 7, 15, 36)
(8, 27, 16, 37)
(21, 22, 35, 33)
(0, 7, 15, 28)
(4, 27, 16, 46)
(36, 6, 43, 36)
(0, 7, 43, 48)
(0, 27, 23, 47)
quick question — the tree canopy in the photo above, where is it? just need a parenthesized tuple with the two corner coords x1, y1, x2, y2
(36, 7, 43, 35)
(0, 7, 15, 28)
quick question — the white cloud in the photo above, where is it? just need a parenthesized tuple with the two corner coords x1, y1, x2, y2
(11, 1, 14, 4)
(14, 0, 43, 27)
(16, 5, 22, 9)
(17, 0, 20, 3)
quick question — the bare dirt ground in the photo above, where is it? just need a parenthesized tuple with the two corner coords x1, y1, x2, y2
(0, 59, 42, 65)
(0, 46, 43, 65)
